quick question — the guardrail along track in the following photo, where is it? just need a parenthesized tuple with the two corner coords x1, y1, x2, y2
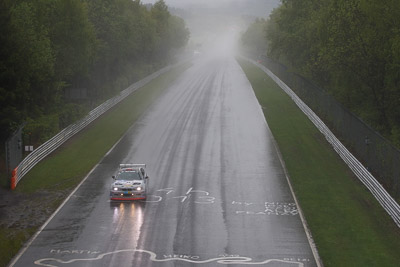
(246, 58, 400, 228)
(10, 64, 176, 189)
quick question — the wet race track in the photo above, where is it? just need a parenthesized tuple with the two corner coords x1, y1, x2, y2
(11, 55, 318, 267)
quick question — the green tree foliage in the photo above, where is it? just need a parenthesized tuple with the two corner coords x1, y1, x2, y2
(168, 15, 190, 52)
(240, 18, 268, 58)
(50, 0, 97, 84)
(150, 0, 185, 60)
(0, 0, 56, 141)
(150, 0, 189, 61)
(86, 0, 149, 89)
(151, 0, 170, 36)
(0, 0, 189, 145)
(265, 0, 400, 145)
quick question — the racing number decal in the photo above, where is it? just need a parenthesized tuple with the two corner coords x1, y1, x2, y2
(195, 196, 215, 204)
(144, 195, 163, 203)
(143, 187, 215, 204)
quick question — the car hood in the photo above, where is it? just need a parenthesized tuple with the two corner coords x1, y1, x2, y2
(111, 180, 143, 188)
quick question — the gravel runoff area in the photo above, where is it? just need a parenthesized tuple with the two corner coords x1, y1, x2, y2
(0, 187, 68, 233)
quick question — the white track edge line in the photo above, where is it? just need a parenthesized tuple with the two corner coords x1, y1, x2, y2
(8, 135, 124, 267)
(237, 58, 323, 267)
(8, 62, 191, 266)
(271, 137, 323, 267)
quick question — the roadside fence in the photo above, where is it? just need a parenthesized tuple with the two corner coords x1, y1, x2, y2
(10, 63, 179, 189)
(259, 56, 399, 200)
(245, 57, 400, 227)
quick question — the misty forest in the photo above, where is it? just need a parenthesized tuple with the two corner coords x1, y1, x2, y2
(242, 0, 400, 148)
(2, 1, 400, 266)
(2, 0, 400, 164)
(0, 0, 189, 146)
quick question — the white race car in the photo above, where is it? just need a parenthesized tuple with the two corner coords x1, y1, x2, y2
(110, 164, 149, 201)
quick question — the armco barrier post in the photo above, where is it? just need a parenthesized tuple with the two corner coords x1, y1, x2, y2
(11, 167, 17, 190)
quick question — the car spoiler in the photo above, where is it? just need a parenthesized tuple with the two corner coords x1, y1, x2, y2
(119, 164, 146, 170)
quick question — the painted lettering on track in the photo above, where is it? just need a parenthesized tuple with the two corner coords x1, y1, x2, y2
(235, 201, 299, 216)
(143, 187, 213, 204)
(35, 249, 306, 266)
(141, 187, 298, 215)
(50, 250, 100, 255)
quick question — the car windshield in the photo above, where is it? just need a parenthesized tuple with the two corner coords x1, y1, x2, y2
(117, 171, 141, 181)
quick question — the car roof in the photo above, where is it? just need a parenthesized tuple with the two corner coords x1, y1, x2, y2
(120, 168, 140, 172)
(119, 164, 146, 171)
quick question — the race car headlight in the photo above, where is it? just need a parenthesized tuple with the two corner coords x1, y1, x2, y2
(113, 187, 119, 191)
(136, 187, 142, 191)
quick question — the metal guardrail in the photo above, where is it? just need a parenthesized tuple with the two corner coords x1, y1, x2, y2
(10, 64, 177, 189)
(259, 56, 399, 199)
(246, 58, 400, 228)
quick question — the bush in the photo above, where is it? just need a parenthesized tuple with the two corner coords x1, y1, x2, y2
(24, 115, 59, 146)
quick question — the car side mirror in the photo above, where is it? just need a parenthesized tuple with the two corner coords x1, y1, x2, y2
(145, 176, 149, 179)
(112, 175, 116, 179)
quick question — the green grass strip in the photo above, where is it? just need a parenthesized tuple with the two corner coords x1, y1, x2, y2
(16, 63, 190, 193)
(237, 59, 400, 267)
(1, 63, 190, 267)
(0, 228, 36, 267)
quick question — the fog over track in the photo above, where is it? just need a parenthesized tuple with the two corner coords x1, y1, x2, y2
(10, 48, 318, 266)
(142, 0, 280, 18)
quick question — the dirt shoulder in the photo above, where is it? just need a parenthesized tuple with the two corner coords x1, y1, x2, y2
(0, 187, 68, 230)
(0, 186, 69, 266)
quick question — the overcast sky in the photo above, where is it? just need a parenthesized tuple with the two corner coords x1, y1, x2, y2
(141, 0, 281, 54)
(141, 0, 281, 18)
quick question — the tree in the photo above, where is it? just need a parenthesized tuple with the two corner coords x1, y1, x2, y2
(320, 0, 400, 132)
(241, 18, 268, 58)
(265, 0, 400, 142)
(50, 0, 97, 86)
(0, 0, 190, 146)
(0, 0, 56, 140)
(151, 0, 172, 61)
(168, 15, 190, 51)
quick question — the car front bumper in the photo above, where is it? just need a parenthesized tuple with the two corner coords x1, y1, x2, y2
(110, 191, 146, 201)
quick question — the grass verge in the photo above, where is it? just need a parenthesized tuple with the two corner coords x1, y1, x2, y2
(237, 58, 400, 267)
(0, 62, 190, 267)
(16, 63, 190, 193)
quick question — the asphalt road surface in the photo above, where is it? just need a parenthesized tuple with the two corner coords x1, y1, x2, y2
(11, 55, 318, 267)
